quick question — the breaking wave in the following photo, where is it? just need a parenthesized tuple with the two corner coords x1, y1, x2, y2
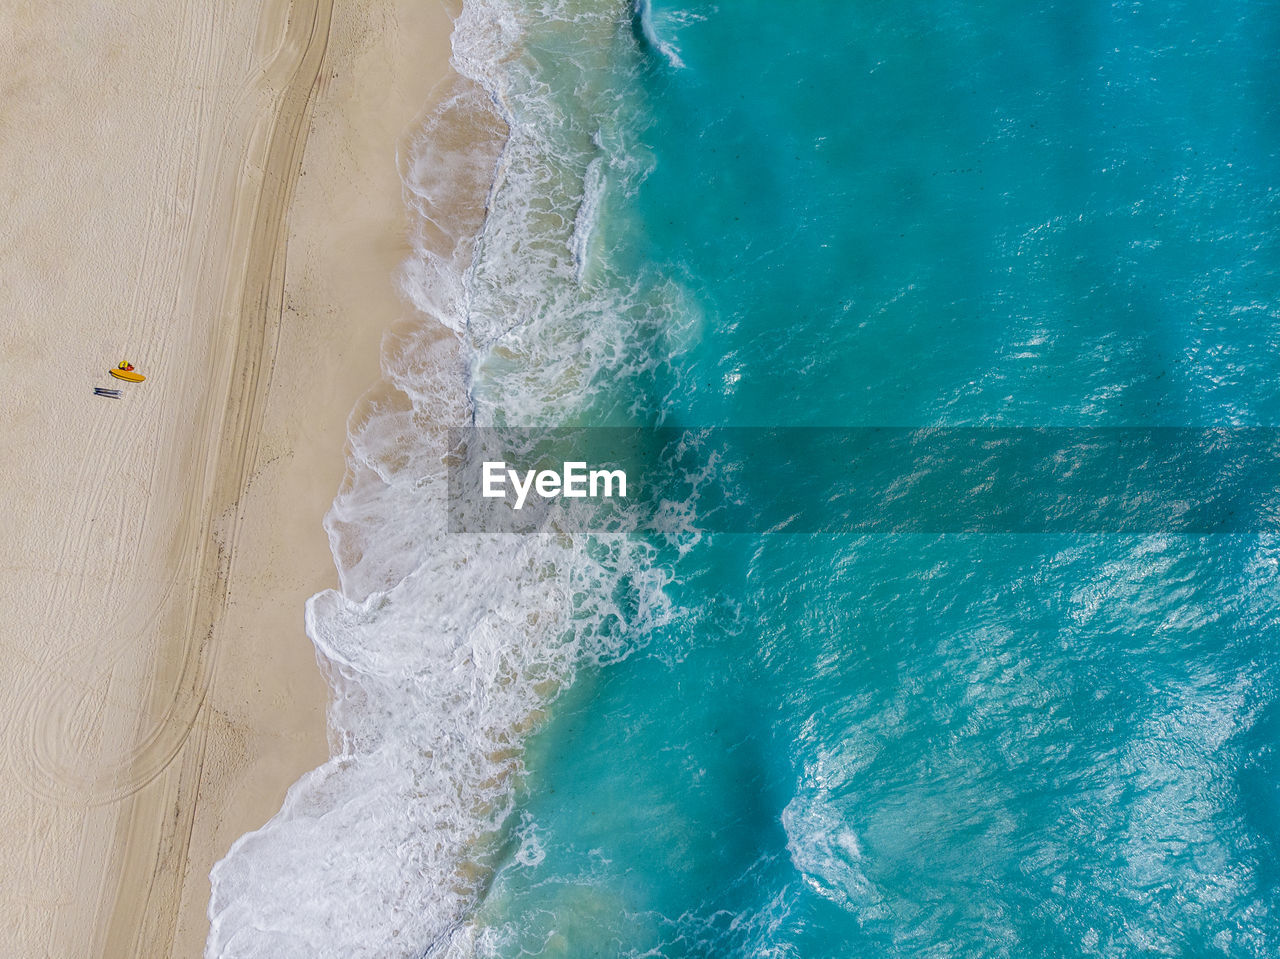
(206, 1, 684, 956)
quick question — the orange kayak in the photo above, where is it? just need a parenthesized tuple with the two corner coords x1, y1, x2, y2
(109, 368, 145, 383)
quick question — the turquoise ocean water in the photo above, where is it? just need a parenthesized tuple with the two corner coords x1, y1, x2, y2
(208, 1, 1280, 956)
(471, 0, 1280, 955)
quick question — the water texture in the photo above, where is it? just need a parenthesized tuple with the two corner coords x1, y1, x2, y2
(209, 1, 1280, 956)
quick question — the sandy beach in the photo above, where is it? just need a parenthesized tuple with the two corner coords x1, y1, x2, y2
(0, 1, 454, 955)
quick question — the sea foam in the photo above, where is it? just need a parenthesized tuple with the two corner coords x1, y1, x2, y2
(206, 1, 677, 956)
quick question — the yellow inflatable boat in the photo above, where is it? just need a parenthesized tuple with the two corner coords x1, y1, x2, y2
(109, 363, 145, 383)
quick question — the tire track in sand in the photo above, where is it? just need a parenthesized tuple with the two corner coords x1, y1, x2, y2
(103, 0, 333, 952)
(7, 0, 333, 954)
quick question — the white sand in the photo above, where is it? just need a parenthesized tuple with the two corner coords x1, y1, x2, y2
(0, 1, 455, 954)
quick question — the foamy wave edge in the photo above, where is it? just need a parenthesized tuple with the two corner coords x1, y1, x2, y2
(205, 1, 675, 957)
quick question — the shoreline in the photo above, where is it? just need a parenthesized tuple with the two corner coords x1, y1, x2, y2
(0, 1, 456, 954)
